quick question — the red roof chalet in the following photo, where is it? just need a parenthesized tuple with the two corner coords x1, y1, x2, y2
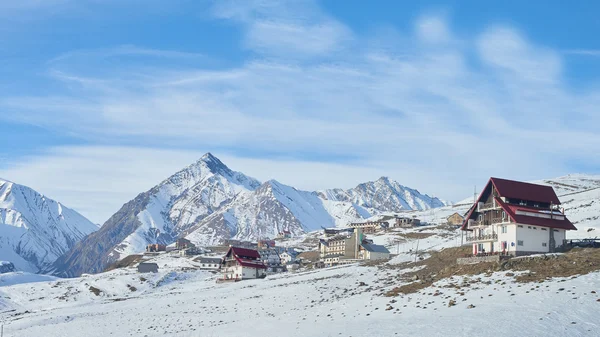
(223, 247, 266, 269)
(462, 177, 576, 231)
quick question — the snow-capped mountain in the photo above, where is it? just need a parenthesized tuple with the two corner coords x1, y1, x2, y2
(185, 179, 373, 245)
(51, 153, 445, 277)
(0, 179, 98, 273)
(50, 153, 261, 277)
(319, 176, 447, 212)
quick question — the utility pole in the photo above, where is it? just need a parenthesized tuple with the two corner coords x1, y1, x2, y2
(414, 239, 420, 263)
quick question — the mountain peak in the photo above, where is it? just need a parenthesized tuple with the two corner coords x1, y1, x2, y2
(194, 152, 232, 176)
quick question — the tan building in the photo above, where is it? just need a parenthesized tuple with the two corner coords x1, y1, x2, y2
(347, 221, 389, 233)
(446, 212, 465, 226)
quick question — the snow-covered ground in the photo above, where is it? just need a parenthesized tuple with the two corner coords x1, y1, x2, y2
(1, 252, 598, 337)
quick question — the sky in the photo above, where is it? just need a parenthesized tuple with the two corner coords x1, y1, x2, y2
(1, 0, 600, 224)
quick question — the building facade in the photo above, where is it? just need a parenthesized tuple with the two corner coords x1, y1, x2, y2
(446, 212, 465, 226)
(462, 177, 576, 256)
(358, 243, 391, 260)
(348, 221, 389, 233)
(197, 257, 222, 270)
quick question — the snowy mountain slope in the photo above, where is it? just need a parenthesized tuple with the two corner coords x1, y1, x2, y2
(186, 180, 373, 245)
(541, 175, 600, 239)
(319, 176, 447, 212)
(50, 153, 261, 277)
(0, 179, 98, 273)
(1, 253, 599, 337)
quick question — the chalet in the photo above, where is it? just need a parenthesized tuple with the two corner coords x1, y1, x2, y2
(462, 177, 576, 257)
(146, 244, 166, 253)
(175, 238, 194, 250)
(446, 212, 465, 226)
(358, 243, 391, 260)
(137, 262, 159, 273)
(348, 221, 389, 233)
(221, 247, 266, 281)
(197, 257, 222, 270)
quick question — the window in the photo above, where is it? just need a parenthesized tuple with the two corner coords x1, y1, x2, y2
(501, 226, 507, 234)
(518, 225, 523, 228)
(541, 228, 547, 231)
(528, 226, 532, 229)
(533, 227, 537, 230)
(477, 244, 484, 252)
(502, 211, 506, 219)
(517, 240, 524, 246)
(553, 229, 559, 232)
(534, 203, 539, 207)
(542, 243, 547, 247)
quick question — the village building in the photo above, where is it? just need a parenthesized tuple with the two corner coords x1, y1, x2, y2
(323, 227, 354, 237)
(259, 248, 281, 266)
(446, 212, 465, 226)
(348, 221, 389, 233)
(221, 247, 267, 281)
(257, 239, 276, 249)
(276, 230, 292, 239)
(175, 238, 194, 250)
(462, 177, 576, 257)
(222, 240, 257, 249)
(197, 257, 222, 270)
(137, 262, 159, 273)
(146, 244, 166, 253)
(358, 243, 391, 260)
(179, 246, 202, 256)
(393, 216, 421, 228)
(279, 250, 298, 264)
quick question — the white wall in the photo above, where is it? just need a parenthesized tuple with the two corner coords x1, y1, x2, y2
(365, 251, 389, 260)
(514, 224, 554, 253)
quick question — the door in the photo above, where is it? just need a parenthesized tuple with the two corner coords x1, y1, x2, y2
(549, 229, 556, 253)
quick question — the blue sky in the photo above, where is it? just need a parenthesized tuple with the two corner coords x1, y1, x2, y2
(1, 0, 600, 223)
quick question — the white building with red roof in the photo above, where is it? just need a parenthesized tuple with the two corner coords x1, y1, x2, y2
(221, 246, 267, 281)
(462, 177, 576, 256)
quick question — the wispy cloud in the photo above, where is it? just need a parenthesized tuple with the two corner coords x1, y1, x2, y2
(563, 49, 600, 56)
(1, 0, 599, 222)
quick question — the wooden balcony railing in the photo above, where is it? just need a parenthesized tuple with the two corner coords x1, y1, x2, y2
(466, 233, 498, 242)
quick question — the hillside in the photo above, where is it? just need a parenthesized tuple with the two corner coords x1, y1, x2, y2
(1, 249, 599, 336)
(0, 179, 98, 273)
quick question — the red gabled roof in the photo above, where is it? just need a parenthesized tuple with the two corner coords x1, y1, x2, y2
(498, 198, 577, 231)
(490, 177, 561, 204)
(230, 246, 261, 259)
(236, 257, 267, 269)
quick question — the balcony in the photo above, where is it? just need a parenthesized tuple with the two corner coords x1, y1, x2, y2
(466, 233, 498, 242)
(490, 217, 509, 225)
(478, 202, 500, 212)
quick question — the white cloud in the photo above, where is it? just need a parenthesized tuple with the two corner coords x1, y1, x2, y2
(415, 15, 452, 44)
(212, 0, 352, 57)
(1, 3, 600, 223)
